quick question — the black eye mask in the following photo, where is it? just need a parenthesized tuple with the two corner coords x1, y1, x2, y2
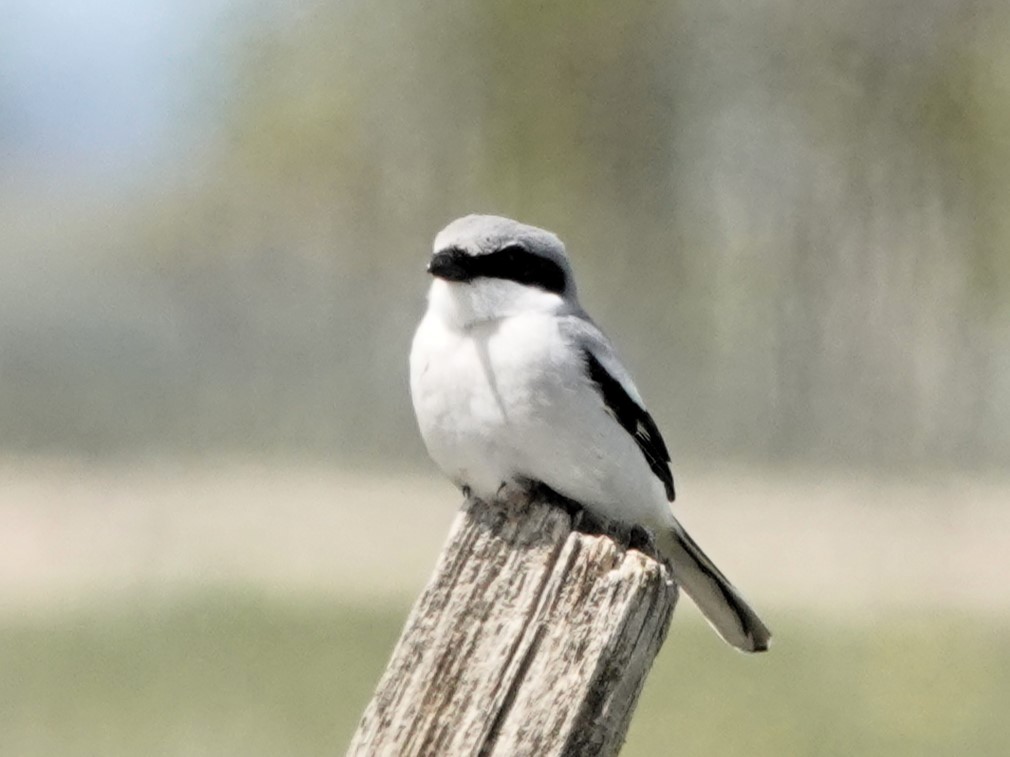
(428, 245, 567, 294)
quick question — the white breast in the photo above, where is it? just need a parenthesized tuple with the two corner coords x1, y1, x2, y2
(409, 307, 669, 529)
(409, 311, 523, 497)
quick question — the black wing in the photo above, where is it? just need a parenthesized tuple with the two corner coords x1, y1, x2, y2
(583, 349, 676, 501)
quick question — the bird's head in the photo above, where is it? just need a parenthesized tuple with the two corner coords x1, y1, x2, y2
(424, 215, 579, 328)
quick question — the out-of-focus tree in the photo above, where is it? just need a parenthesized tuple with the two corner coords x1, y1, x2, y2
(6, 0, 1009, 468)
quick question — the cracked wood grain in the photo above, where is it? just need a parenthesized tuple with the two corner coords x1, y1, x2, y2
(348, 492, 678, 757)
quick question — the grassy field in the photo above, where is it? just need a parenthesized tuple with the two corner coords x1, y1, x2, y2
(2, 594, 1009, 756)
(3, 461, 1009, 755)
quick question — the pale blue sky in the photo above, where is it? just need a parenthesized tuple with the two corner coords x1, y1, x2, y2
(2, 0, 253, 183)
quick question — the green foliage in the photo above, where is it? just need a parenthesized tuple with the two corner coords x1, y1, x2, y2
(2, 596, 1009, 756)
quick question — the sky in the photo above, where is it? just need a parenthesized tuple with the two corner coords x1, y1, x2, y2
(2, 0, 249, 185)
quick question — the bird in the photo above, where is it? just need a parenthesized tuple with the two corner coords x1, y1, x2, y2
(409, 214, 771, 653)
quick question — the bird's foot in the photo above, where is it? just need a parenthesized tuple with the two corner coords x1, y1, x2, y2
(489, 480, 656, 555)
(495, 479, 531, 508)
(628, 524, 661, 559)
(524, 481, 585, 520)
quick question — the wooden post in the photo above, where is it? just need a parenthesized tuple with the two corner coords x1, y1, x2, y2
(348, 490, 678, 757)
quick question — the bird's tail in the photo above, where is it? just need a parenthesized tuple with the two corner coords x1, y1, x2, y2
(656, 522, 771, 653)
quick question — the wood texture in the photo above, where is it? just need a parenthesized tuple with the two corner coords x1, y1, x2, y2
(348, 491, 678, 757)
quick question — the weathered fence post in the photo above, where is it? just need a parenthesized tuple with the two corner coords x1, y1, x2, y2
(348, 489, 678, 756)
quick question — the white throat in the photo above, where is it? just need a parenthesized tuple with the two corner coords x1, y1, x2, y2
(427, 278, 575, 331)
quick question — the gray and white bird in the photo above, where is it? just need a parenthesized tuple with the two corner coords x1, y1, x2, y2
(409, 214, 771, 653)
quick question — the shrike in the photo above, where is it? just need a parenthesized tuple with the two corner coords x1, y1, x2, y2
(409, 214, 771, 653)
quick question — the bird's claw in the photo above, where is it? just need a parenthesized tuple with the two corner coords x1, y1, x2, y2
(628, 524, 660, 558)
(496, 480, 529, 506)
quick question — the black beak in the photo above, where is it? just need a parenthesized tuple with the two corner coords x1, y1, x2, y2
(427, 248, 472, 282)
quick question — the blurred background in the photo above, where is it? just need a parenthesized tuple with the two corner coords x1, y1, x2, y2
(2, 0, 1009, 754)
